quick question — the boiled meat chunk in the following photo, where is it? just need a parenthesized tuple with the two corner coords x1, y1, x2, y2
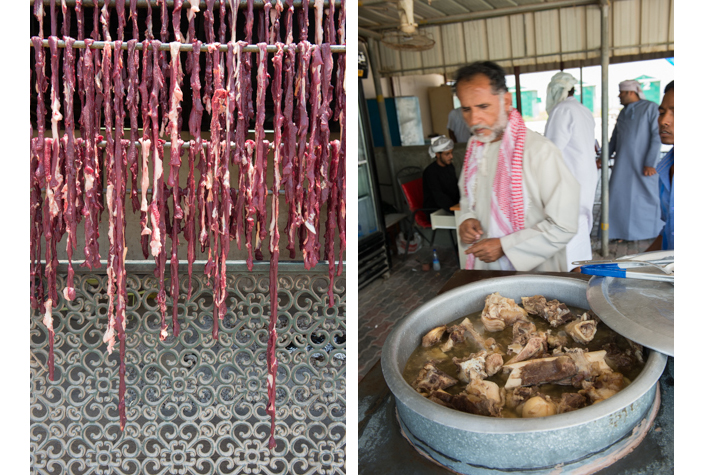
(557, 392, 588, 414)
(465, 378, 503, 406)
(422, 325, 447, 348)
(412, 362, 458, 394)
(521, 295, 546, 316)
(428, 389, 503, 417)
(481, 292, 529, 332)
(521, 295, 574, 327)
(459, 317, 502, 353)
(508, 321, 537, 353)
(522, 396, 557, 418)
(453, 351, 505, 382)
(506, 335, 548, 364)
(565, 312, 598, 344)
(441, 325, 467, 352)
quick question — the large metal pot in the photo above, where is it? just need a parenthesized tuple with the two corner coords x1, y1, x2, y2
(381, 275, 667, 474)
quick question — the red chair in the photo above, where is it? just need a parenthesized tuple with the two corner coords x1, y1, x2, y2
(397, 167, 439, 258)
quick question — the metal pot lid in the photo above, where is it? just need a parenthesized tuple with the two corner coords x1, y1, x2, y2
(587, 275, 673, 356)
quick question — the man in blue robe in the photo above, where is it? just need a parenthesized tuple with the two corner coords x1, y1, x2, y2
(647, 81, 674, 251)
(607, 80, 663, 241)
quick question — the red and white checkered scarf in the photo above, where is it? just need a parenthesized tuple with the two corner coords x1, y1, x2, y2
(462, 108, 526, 269)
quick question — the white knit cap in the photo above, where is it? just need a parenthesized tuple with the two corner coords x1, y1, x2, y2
(619, 79, 646, 100)
(546, 72, 578, 115)
(429, 135, 454, 158)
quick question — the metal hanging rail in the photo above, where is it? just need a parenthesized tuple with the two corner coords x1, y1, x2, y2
(29, 37, 346, 52)
(31, 0, 342, 9)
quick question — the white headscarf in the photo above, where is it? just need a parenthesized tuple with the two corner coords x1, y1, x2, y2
(546, 72, 578, 115)
(619, 79, 646, 100)
(428, 135, 454, 159)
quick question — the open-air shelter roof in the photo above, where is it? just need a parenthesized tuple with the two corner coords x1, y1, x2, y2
(358, 0, 674, 77)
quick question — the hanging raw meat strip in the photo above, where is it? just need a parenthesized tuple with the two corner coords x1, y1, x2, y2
(253, 43, 270, 261)
(117, 0, 127, 40)
(315, 0, 324, 45)
(34, 0, 44, 38)
(139, 41, 154, 259)
(245, 0, 255, 43)
(298, 0, 309, 42)
(32, 37, 47, 309)
(269, 0, 284, 44)
(129, 0, 139, 39)
(266, 43, 285, 450)
(186, 0, 200, 42)
(324, 140, 340, 307)
(127, 39, 141, 213)
(168, 42, 185, 337)
(62, 37, 78, 302)
(185, 142, 198, 300)
(48, 37, 64, 225)
(281, 43, 297, 257)
(290, 42, 313, 256)
(302, 45, 323, 268)
(112, 40, 129, 431)
(172, 0, 185, 43)
(208, 89, 229, 337)
(233, 41, 248, 250)
(243, 140, 256, 271)
(100, 0, 112, 41)
(203, 0, 216, 114)
(149, 40, 169, 340)
(80, 39, 101, 270)
(31, 133, 44, 312)
(310, 44, 334, 268)
(185, 40, 203, 298)
(335, 3, 346, 276)
(284, 0, 294, 45)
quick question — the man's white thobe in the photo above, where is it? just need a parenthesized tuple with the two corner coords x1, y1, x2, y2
(458, 130, 580, 272)
(545, 97, 597, 270)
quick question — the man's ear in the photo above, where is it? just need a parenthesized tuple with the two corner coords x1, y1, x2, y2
(504, 92, 513, 112)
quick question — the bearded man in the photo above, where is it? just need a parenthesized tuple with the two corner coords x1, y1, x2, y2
(607, 79, 663, 241)
(456, 61, 580, 271)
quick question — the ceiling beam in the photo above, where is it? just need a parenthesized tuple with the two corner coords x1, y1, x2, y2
(369, 0, 599, 30)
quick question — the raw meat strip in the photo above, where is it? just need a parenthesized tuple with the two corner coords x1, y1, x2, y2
(62, 37, 78, 302)
(269, 0, 283, 44)
(187, 0, 200, 42)
(168, 42, 185, 337)
(130, 0, 139, 39)
(127, 39, 141, 213)
(281, 43, 297, 257)
(117, 0, 126, 40)
(173, 0, 185, 43)
(80, 39, 102, 270)
(267, 43, 285, 450)
(253, 43, 270, 261)
(149, 40, 169, 340)
(324, 140, 340, 307)
(139, 41, 154, 258)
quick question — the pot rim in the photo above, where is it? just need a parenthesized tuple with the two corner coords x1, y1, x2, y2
(382, 275, 668, 434)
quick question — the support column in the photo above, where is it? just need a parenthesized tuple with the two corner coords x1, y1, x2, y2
(600, 0, 610, 256)
(366, 38, 403, 212)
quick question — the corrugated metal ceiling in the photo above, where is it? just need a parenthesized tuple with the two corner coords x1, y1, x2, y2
(359, 0, 674, 77)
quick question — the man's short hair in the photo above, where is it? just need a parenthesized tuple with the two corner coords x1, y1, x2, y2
(454, 61, 508, 95)
(664, 80, 674, 94)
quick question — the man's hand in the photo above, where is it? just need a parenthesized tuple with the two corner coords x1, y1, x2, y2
(459, 218, 483, 244)
(464, 238, 504, 263)
(643, 166, 657, 176)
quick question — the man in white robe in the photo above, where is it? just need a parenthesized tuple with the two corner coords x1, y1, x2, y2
(455, 61, 579, 272)
(544, 72, 597, 271)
